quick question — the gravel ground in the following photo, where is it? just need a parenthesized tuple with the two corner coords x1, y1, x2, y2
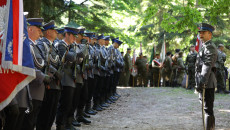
(52, 87, 230, 130)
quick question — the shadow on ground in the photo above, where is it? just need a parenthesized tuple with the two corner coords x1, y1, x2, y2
(52, 87, 230, 130)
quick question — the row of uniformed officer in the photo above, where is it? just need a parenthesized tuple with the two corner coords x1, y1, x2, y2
(0, 17, 124, 130)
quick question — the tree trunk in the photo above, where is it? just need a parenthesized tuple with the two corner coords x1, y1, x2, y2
(23, 0, 42, 18)
(68, 0, 72, 23)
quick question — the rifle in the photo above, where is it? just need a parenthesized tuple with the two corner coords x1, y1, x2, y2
(82, 43, 89, 73)
(57, 45, 69, 85)
(72, 44, 77, 82)
(44, 42, 52, 89)
(93, 43, 102, 70)
(111, 48, 116, 68)
(100, 46, 108, 71)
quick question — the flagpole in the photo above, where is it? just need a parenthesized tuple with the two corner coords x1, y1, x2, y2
(132, 48, 136, 87)
(158, 70, 161, 87)
(133, 76, 134, 87)
(159, 33, 166, 87)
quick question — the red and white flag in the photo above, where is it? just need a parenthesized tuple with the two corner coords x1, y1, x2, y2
(139, 42, 142, 54)
(160, 35, 166, 64)
(195, 31, 202, 52)
(0, 0, 35, 110)
(131, 49, 137, 76)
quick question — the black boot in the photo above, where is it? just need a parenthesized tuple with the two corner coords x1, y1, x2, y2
(108, 97, 116, 103)
(100, 96, 110, 108)
(205, 115, 215, 130)
(223, 89, 230, 94)
(85, 103, 97, 115)
(100, 103, 109, 108)
(93, 105, 103, 111)
(114, 92, 121, 98)
(105, 92, 112, 104)
(110, 96, 118, 101)
(86, 108, 97, 115)
(65, 126, 78, 130)
(56, 125, 65, 130)
(93, 100, 103, 111)
(83, 112, 91, 118)
(72, 118, 81, 127)
(98, 104, 105, 110)
(105, 99, 112, 104)
(76, 109, 91, 125)
(66, 117, 77, 130)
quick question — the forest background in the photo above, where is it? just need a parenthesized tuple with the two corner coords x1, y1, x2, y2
(23, 0, 230, 66)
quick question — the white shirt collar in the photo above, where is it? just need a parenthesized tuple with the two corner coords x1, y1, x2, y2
(62, 39, 68, 46)
(29, 38, 37, 45)
(45, 37, 53, 44)
(203, 39, 211, 45)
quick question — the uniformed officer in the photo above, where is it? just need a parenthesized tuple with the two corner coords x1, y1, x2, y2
(123, 48, 132, 87)
(195, 23, 217, 130)
(21, 18, 51, 130)
(185, 45, 197, 89)
(70, 27, 91, 126)
(177, 51, 185, 86)
(152, 54, 161, 87)
(87, 33, 104, 112)
(135, 53, 148, 87)
(119, 51, 126, 86)
(97, 35, 110, 108)
(36, 20, 62, 130)
(215, 44, 229, 94)
(104, 36, 115, 104)
(112, 38, 124, 97)
(54, 28, 64, 46)
(83, 32, 98, 115)
(162, 51, 172, 87)
(22, 18, 50, 130)
(106, 38, 119, 103)
(57, 28, 65, 41)
(55, 27, 80, 130)
(171, 49, 180, 87)
(92, 35, 105, 111)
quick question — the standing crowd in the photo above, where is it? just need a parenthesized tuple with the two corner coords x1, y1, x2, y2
(118, 23, 226, 130)
(0, 17, 124, 130)
(0, 13, 227, 130)
(120, 40, 229, 95)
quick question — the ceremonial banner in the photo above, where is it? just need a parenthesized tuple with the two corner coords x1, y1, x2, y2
(149, 45, 155, 64)
(160, 35, 166, 64)
(0, 0, 35, 110)
(131, 49, 137, 76)
(195, 30, 202, 52)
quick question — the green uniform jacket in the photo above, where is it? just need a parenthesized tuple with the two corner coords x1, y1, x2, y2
(135, 58, 147, 73)
(215, 50, 225, 70)
(185, 51, 197, 69)
(163, 56, 172, 73)
(195, 40, 218, 88)
(124, 53, 132, 72)
(177, 57, 185, 72)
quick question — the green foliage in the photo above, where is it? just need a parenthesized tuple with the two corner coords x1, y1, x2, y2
(24, 0, 230, 63)
(41, 0, 67, 24)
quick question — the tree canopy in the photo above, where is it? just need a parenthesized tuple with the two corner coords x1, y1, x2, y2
(23, 0, 230, 59)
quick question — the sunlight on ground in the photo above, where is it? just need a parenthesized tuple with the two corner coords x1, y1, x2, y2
(117, 86, 132, 89)
(218, 109, 230, 113)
